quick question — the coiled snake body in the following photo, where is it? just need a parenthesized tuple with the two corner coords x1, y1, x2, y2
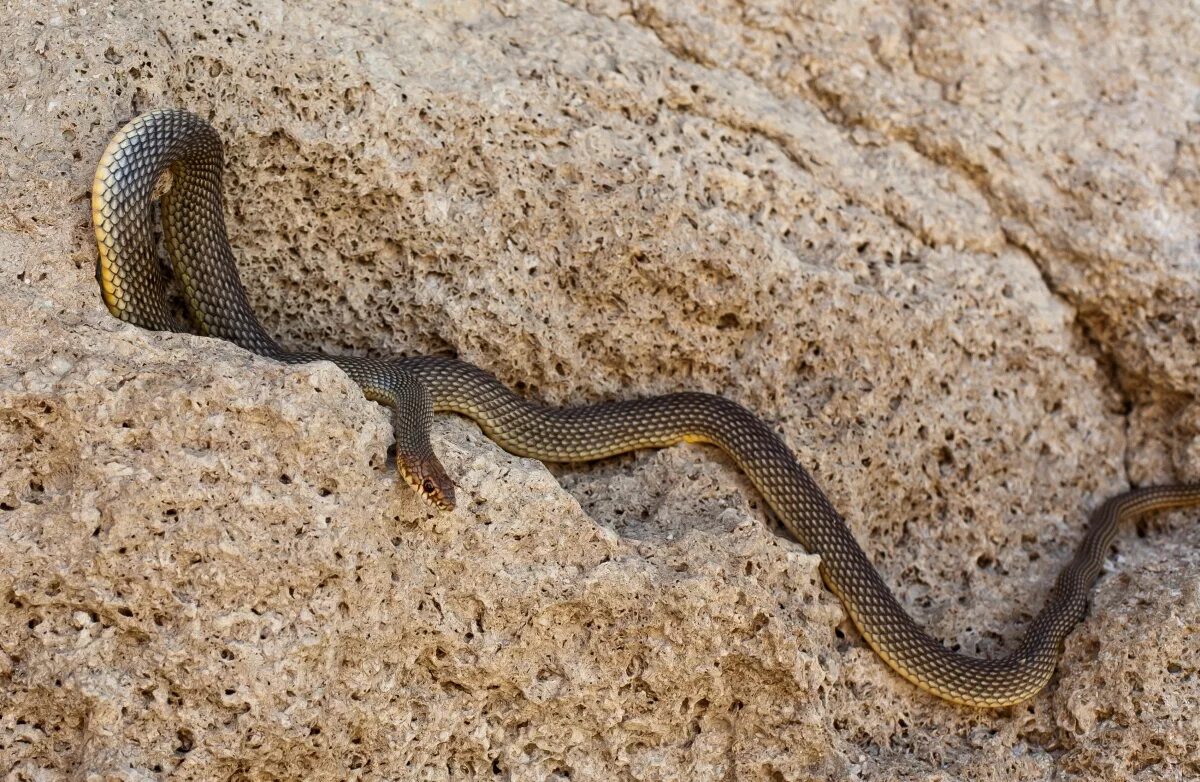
(92, 108, 1200, 707)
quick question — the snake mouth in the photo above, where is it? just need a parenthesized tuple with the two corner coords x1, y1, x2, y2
(397, 456, 456, 511)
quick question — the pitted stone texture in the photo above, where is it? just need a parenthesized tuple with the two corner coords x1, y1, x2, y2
(0, 318, 839, 780)
(1049, 526, 1200, 782)
(2, 0, 1199, 779)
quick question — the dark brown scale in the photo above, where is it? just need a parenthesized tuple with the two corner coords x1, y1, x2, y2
(92, 108, 1200, 707)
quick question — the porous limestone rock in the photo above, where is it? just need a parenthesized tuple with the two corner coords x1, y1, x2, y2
(2, 0, 1198, 779)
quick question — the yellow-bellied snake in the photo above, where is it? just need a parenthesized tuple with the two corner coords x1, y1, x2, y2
(92, 108, 1200, 707)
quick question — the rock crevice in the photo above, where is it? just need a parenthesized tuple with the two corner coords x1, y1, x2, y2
(2, 1, 1198, 779)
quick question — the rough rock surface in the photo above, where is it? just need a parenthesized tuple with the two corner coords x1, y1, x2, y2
(2, 0, 1199, 779)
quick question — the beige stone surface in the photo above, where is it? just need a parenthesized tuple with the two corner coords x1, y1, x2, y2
(1, 0, 1198, 779)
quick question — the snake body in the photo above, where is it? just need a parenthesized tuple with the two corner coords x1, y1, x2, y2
(92, 108, 1200, 708)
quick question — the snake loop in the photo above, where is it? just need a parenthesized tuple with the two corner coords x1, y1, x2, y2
(92, 108, 1200, 707)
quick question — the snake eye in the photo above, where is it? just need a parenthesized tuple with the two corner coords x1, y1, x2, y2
(422, 478, 437, 495)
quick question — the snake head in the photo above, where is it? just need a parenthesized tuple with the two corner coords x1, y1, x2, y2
(397, 453, 456, 511)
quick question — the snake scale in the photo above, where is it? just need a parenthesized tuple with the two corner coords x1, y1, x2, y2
(91, 108, 1200, 708)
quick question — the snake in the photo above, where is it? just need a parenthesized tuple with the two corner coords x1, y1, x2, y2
(91, 107, 1200, 708)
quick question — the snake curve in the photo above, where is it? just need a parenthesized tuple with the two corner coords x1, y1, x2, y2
(91, 108, 1200, 708)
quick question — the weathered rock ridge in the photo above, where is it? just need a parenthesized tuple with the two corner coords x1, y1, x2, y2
(2, 1, 1199, 779)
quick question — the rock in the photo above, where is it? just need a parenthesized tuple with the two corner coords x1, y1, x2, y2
(1, 0, 1198, 779)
